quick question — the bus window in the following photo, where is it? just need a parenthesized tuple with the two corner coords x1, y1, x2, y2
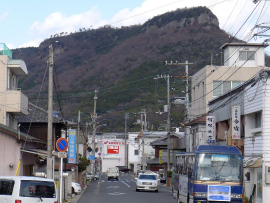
(195, 153, 242, 182)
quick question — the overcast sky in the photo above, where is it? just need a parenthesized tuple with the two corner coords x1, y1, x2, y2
(0, 0, 269, 53)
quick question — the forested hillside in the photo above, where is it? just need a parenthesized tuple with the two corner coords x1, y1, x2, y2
(12, 6, 241, 131)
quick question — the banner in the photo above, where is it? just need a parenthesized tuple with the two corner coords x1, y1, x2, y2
(206, 116, 216, 143)
(232, 105, 241, 139)
(159, 150, 163, 164)
(68, 129, 76, 163)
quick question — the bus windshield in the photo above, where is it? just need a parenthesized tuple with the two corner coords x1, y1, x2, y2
(195, 153, 242, 182)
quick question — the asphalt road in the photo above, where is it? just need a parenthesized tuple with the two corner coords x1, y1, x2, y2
(77, 172, 176, 203)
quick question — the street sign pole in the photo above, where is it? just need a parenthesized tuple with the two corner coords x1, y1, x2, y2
(56, 138, 68, 203)
(60, 157, 63, 203)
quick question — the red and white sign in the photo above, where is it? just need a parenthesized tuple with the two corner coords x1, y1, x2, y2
(104, 141, 125, 145)
(107, 145, 119, 154)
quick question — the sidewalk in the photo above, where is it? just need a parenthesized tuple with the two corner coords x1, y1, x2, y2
(65, 185, 87, 203)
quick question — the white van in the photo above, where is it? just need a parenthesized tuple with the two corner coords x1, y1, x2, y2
(0, 176, 58, 203)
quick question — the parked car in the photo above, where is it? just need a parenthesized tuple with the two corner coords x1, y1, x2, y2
(94, 173, 100, 180)
(160, 176, 166, 184)
(136, 174, 159, 192)
(86, 172, 94, 181)
(72, 182, 81, 194)
(0, 176, 58, 203)
(116, 166, 132, 173)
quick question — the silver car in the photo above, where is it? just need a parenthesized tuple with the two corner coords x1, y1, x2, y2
(136, 174, 159, 192)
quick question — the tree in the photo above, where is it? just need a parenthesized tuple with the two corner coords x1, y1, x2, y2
(78, 154, 88, 172)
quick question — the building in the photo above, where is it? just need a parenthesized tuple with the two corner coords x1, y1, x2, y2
(0, 43, 29, 129)
(188, 42, 269, 151)
(128, 131, 164, 173)
(0, 43, 48, 176)
(208, 70, 270, 202)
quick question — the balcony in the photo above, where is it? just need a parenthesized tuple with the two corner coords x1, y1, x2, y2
(6, 90, 28, 115)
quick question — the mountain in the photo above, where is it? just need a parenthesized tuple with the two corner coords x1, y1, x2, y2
(12, 6, 239, 131)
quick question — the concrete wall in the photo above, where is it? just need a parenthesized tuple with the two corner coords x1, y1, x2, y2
(0, 55, 9, 125)
(0, 131, 21, 175)
(191, 65, 262, 120)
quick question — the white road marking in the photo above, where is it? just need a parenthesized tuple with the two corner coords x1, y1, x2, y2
(108, 192, 126, 195)
(107, 186, 119, 188)
(122, 181, 130, 187)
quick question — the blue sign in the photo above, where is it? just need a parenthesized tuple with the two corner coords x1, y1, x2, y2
(68, 129, 76, 163)
(88, 155, 95, 160)
(98, 153, 101, 156)
(208, 185, 231, 201)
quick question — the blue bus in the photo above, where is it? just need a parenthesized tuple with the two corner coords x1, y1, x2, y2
(172, 145, 243, 203)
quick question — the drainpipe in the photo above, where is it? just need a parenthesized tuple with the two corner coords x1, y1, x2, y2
(1, 60, 7, 125)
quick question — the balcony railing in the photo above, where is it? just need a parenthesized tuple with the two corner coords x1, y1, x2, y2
(0, 43, 12, 59)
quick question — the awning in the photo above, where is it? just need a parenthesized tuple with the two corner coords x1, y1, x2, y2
(244, 157, 262, 168)
(21, 148, 59, 158)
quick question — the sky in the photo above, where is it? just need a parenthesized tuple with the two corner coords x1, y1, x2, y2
(0, 0, 269, 52)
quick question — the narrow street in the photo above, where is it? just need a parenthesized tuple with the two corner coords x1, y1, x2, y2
(77, 173, 175, 203)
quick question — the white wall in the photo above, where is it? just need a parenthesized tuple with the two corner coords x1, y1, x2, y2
(224, 45, 266, 67)
(100, 139, 125, 173)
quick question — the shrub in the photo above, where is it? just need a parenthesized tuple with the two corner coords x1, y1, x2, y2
(167, 171, 172, 177)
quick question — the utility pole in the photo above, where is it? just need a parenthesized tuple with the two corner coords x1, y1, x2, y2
(253, 24, 270, 38)
(141, 110, 146, 170)
(125, 113, 129, 168)
(47, 42, 54, 179)
(185, 61, 190, 152)
(165, 61, 193, 152)
(92, 90, 98, 175)
(154, 74, 170, 170)
(76, 111, 80, 183)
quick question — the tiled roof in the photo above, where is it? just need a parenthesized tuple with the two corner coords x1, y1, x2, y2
(16, 102, 74, 124)
(0, 123, 46, 144)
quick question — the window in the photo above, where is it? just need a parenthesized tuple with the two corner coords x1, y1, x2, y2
(134, 150, 139, 155)
(0, 180, 14, 195)
(255, 112, 261, 128)
(20, 180, 56, 198)
(213, 81, 243, 97)
(239, 51, 255, 61)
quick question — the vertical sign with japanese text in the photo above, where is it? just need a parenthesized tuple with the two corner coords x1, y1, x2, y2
(232, 105, 241, 139)
(159, 150, 163, 164)
(68, 129, 76, 163)
(206, 116, 216, 143)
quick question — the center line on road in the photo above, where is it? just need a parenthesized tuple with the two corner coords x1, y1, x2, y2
(122, 181, 130, 187)
(95, 182, 101, 194)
